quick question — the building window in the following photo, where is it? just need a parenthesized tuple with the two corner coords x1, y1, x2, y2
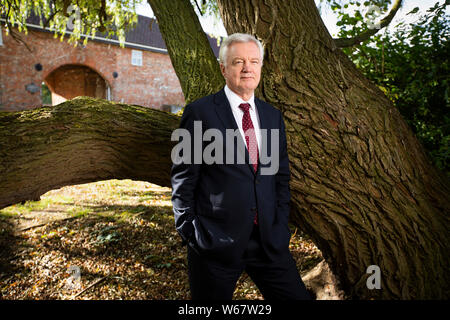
(131, 50, 142, 66)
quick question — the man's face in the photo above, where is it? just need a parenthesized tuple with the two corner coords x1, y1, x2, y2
(220, 41, 262, 100)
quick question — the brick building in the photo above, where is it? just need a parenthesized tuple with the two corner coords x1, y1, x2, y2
(0, 14, 220, 112)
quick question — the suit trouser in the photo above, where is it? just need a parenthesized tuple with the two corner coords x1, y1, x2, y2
(187, 225, 311, 300)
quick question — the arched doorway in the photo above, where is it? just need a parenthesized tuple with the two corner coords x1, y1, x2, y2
(44, 64, 110, 106)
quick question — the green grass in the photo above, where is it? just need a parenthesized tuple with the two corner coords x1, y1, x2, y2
(1, 195, 75, 216)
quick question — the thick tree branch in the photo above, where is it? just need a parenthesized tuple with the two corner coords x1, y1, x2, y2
(0, 97, 179, 210)
(334, 0, 403, 48)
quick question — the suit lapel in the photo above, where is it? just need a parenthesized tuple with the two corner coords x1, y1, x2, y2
(213, 89, 254, 175)
(214, 89, 239, 131)
(254, 98, 272, 177)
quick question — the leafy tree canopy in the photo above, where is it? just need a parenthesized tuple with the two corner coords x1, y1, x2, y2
(1, 0, 139, 46)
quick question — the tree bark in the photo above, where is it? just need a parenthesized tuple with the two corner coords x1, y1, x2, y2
(147, 0, 225, 104)
(0, 97, 178, 209)
(216, 0, 450, 299)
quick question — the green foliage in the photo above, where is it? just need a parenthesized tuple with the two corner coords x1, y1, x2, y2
(333, 1, 449, 175)
(93, 225, 122, 245)
(317, 0, 392, 36)
(191, 0, 220, 18)
(41, 83, 52, 105)
(0, 0, 139, 46)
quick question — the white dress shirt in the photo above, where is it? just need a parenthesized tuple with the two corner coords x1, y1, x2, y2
(224, 85, 261, 151)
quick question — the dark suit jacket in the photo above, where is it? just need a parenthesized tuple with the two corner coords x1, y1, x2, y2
(171, 88, 292, 264)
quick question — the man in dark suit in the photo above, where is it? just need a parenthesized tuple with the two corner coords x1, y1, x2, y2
(171, 33, 310, 300)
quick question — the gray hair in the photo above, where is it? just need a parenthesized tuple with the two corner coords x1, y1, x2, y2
(219, 33, 264, 66)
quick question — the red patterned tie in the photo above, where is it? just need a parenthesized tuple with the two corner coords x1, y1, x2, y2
(239, 103, 259, 172)
(239, 103, 259, 224)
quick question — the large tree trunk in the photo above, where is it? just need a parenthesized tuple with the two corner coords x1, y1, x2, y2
(147, 0, 224, 104)
(0, 97, 178, 209)
(216, 0, 450, 299)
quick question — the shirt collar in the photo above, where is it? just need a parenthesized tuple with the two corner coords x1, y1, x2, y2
(224, 85, 255, 112)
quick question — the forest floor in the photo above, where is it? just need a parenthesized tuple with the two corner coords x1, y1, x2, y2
(0, 179, 323, 300)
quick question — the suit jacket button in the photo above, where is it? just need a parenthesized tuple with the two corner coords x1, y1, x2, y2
(255, 179, 259, 184)
(251, 207, 257, 212)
